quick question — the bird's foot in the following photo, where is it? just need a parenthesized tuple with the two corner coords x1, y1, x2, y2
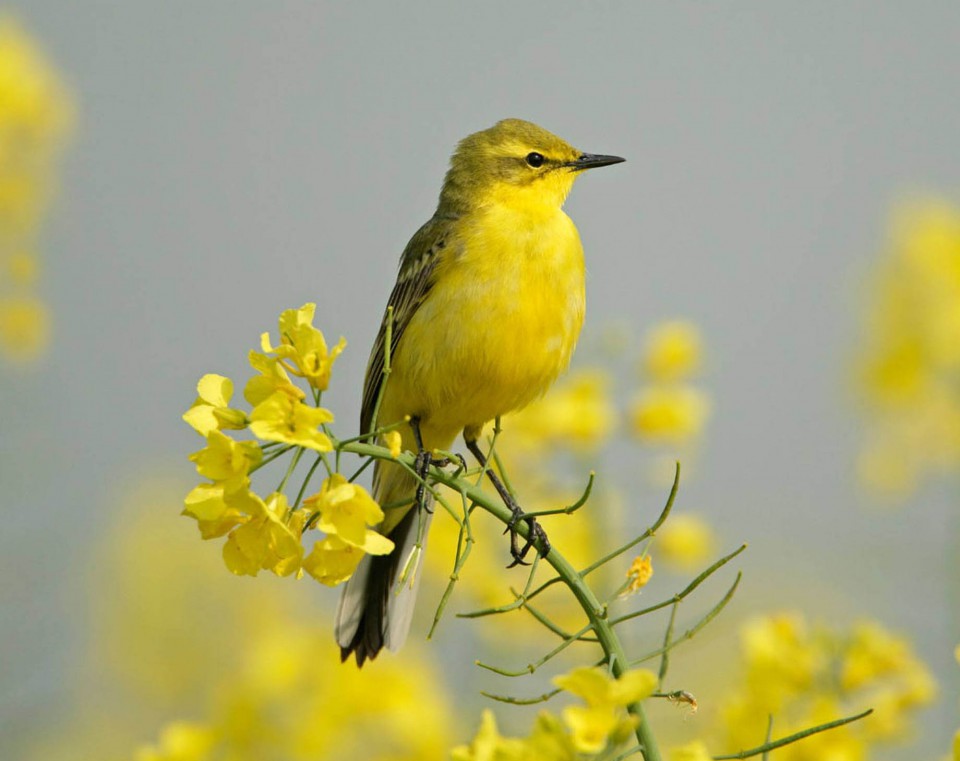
(503, 505, 551, 568)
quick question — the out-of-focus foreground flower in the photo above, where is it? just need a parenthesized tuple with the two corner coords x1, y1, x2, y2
(703, 612, 936, 759)
(21, 478, 455, 761)
(0, 16, 72, 362)
(452, 666, 658, 760)
(855, 198, 960, 497)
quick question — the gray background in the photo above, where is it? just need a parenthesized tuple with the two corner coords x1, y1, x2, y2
(2, 2, 958, 758)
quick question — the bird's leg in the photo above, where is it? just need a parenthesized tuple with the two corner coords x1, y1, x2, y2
(464, 437, 551, 567)
(408, 417, 461, 514)
(409, 417, 434, 514)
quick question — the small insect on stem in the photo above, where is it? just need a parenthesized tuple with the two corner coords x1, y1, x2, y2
(653, 690, 698, 717)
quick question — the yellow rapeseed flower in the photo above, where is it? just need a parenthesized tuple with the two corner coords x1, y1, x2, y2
(553, 666, 657, 754)
(182, 374, 248, 435)
(625, 554, 654, 593)
(182, 482, 230, 522)
(630, 385, 710, 444)
(248, 391, 334, 451)
(222, 492, 304, 577)
(260, 303, 346, 391)
(188, 430, 261, 490)
(244, 350, 304, 406)
(303, 473, 394, 554)
(302, 535, 366, 586)
(643, 321, 703, 382)
(657, 513, 716, 571)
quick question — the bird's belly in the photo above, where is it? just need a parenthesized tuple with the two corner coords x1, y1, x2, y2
(386, 220, 585, 440)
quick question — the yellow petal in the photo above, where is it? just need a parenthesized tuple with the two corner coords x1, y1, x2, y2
(196, 374, 233, 407)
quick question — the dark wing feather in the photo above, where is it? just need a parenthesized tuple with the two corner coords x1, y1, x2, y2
(360, 214, 455, 435)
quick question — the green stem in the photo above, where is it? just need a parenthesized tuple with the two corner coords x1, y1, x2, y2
(712, 709, 873, 760)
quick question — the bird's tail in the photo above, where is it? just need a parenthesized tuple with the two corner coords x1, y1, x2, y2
(335, 460, 431, 666)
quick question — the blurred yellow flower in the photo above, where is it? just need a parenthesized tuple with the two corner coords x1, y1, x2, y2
(504, 368, 616, 454)
(134, 721, 215, 761)
(656, 513, 716, 571)
(261, 302, 346, 391)
(304, 473, 394, 554)
(0, 17, 72, 152)
(840, 620, 914, 692)
(29, 478, 456, 761)
(452, 710, 578, 761)
(553, 666, 657, 754)
(0, 293, 49, 360)
(630, 385, 710, 444)
(713, 612, 935, 758)
(855, 197, 960, 496)
(0, 18, 73, 365)
(451, 710, 528, 761)
(643, 320, 703, 382)
(182, 374, 248, 435)
(249, 391, 334, 451)
(554, 665, 658, 708)
(668, 741, 713, 761)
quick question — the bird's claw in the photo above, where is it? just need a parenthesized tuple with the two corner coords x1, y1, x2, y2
(505, 511, 550, 568)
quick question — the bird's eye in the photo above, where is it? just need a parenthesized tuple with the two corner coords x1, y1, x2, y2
(525, 152, 545, 168)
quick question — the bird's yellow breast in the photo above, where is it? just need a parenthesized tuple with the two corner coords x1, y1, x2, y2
(384, 204, 585, 446)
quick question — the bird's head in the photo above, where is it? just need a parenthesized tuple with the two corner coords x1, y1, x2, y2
(439, 119, 624, 213)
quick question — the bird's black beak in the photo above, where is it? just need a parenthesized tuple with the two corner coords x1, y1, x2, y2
(567, 153, 626, 171)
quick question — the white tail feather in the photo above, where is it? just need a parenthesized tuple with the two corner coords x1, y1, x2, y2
(385, 510, 432, 651)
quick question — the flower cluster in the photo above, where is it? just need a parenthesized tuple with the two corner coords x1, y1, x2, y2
(856, 198, 960, 497)
(452, 666, 658, 760)
(709, 612, 936, 758)
(183, 304, 392, 585)
(0, 16, 72, 362)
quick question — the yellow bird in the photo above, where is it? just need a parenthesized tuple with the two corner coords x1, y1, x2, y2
(337, 118, 624, 665)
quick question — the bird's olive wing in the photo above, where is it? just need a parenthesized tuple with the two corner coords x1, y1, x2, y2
(360, 216, 453, 436)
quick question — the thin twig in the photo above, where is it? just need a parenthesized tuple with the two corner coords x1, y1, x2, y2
(658, 602, 679, 688)
(631, 573, 742, 665)
(480, 687, 562, 705)
(712, 709, 873, 760)
(521, 471, 596, 517)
